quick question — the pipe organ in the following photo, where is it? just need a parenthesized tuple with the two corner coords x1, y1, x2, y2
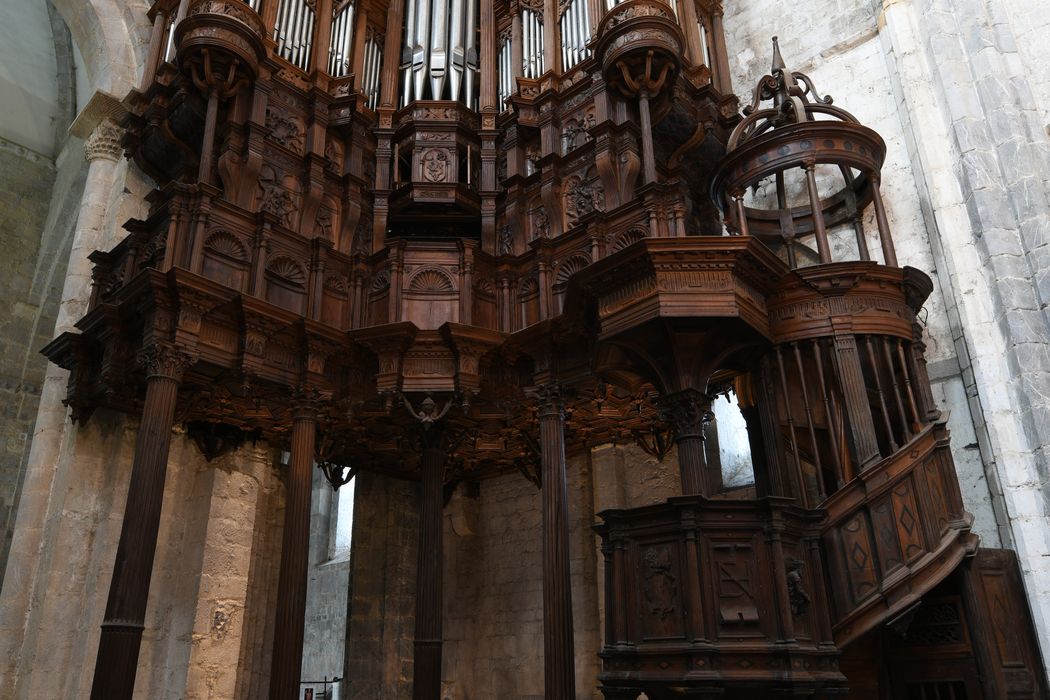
(558, 0, 591, 71)
(399, 0, 479, 105)
(274, 0, 317, 70)
(53, 0, 1050, 697)
(328, 1, 356, 75)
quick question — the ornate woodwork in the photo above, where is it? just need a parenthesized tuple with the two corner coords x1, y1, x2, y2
(45, 0, 1048, 697)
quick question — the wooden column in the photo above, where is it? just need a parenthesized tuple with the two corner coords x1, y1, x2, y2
(831, 334, 881, 469)
(140, 8, 168, 92)
(311, 0, 335, 75)
(658, 389, 719, 496)
(535, 383, 576, 700)
(268, 397, 318, 700)
(90, 344, 194, 700)
(413, 435, 447, 700)
(544, 0, 561, 74)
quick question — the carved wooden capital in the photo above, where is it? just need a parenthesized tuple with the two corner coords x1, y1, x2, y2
(527, 381, 564, 418)
(137, 343, 197, 381)
(291, 386, 328, 421)
(657, 389, 713, 440)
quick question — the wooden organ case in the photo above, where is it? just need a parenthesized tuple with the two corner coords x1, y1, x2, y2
(43, 0, 1048, 696)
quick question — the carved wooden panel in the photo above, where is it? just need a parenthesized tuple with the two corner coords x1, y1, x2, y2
(630, 540, 685, 641)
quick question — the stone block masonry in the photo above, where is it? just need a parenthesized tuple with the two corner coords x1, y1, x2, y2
(0, 137, 85, 592)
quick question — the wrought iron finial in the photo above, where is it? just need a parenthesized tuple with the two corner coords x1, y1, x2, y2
(771, 36, 785, 73)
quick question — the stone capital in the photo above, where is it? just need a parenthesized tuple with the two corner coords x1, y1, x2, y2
(84, 118, 125, 163)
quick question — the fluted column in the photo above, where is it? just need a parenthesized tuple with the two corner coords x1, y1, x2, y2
(90, 343, 195, 700)
(658, 389, 719, 496)
(269, 395, 318, 700)
(534, 383, 576, 700)
(413, 436, 446, 700)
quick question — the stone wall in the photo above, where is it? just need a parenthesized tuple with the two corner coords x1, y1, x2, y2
(302, 468, 352, 696)
(0, 0, 87, 594)
(343, 441, 680, 700)
(345, 471, 420, 700)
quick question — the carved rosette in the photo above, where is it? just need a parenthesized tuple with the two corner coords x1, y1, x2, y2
(657, 389, 713, 441)
(137, 344, 197, 382)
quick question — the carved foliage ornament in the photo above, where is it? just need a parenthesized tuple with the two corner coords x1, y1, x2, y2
(85, 119, 124, 163)
(137, 343, 197, 381)
(657, 390, 714, 439)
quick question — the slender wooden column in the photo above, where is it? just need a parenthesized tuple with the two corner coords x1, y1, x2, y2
(639, 92, 657, 185)
(199, 84, 221, 184)
(534, 383, 576, 700)
(413, 436, 446, 700)
(831, 335, 881, 469)
(141, 8, 168, 92)
(268, 398, 318, 700)
(658, 389, 719, 496)
(544, 0, 561, 74)
(90, 343, 194, 700)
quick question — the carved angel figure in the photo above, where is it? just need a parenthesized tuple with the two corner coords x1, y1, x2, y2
(401, 393, 454, 429)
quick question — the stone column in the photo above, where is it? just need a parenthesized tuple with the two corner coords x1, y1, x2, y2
(60, 118, 125, 333)
(658, 389, 719, 496)
(0, 114, 128, 696)
(534, 383, 576, 700)
(413, 435, 446, 700)
(269, 398, 318, 700)
(90, 343, 195, 700)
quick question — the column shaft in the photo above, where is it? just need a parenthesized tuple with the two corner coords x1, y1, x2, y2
(268, 410, 317, 699)
(413, 442, 446, 700)
(538, 386, 576, 700)
(90, 347, 189, 700)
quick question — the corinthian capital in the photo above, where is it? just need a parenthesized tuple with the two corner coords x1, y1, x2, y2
(657, 389, 714, 440)
(526, 381, 564, 418)
(84, 118, 125, 163)
(137, 343, 197, 382)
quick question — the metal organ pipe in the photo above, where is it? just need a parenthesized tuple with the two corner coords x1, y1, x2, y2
(362, 27, 383, 109)
(449, 0, 465, 102)
(430, 0, 449, 98)
(498, 32, 511, 108)
(329, 2, 355, 76)
(401, 0, 417, 106)
(272, 0, 316, 71)
(398, 0, 481, 104)
(522, 9, 543, 78)
(464, 0, 478, 108)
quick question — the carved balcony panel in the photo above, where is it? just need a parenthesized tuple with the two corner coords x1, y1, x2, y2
(596, 497, 846, 697)
(595, 0, 684, 105)
(763, 262, 938, 501)
(571, 237, 786, 401)
(820, 421, 976, 648)
(175, 0, 267, 79)
(389, 102, 484, 223)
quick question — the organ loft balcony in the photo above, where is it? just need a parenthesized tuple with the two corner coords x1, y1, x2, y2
(38, 0, 1031, 696)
